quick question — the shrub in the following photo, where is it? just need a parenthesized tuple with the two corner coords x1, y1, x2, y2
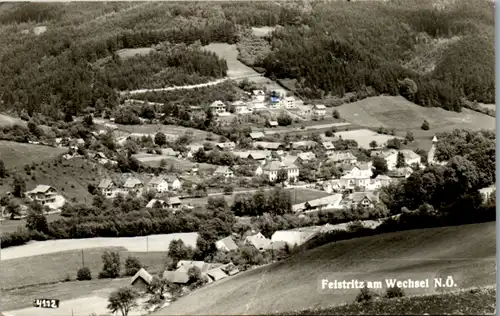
(355, 286, 377, 303)
(385, 285, 405, 298)
(421, 120, 430, 130)
(77, 267, 92, 281)
(99, 251, 121, 279)
(332, 109, 340, 119)
(124, 256, 142, 276)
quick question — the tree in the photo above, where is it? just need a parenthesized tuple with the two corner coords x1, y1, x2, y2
(355, 285, 376, 303)
(223, 185, 234, 195)
(12, 175, 26, 198)
(332, 109, 340, 119)
(421, 120, 430, 130)
(5, 200, 21, 219)
(369, 140, 378, 149)
(107, 287, 139, 316)
(77, 267, 92, 281)
(398, 78, 418, 99)
(124, 256, 142, 276)
(168, 239, 193, 264)
(83, 114, 93, 127)
(99, 251, 121, 279)
(405, 130, 414, 143)
(386, 138, 402, 149)
(372, 156, 388, 177)
(396, 151, 405, 168)
(26, 203, 48, 233)
(385, 285, 405, 298)
(148, 276, 171, 299)
(277, 113, 292, 126)
(154, 132, 167, 147)
(0, 159, 6, 178)
(276, 168, 288, 183)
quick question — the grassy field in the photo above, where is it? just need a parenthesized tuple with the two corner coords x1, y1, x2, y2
(274, 287, 496, 315)
(289, 188, 331, 204)
(478, 103, 496, 111)
(2, 277, 131, 312)
(132, 153, 217, 172)
(203, 43, 261, 79)
(1, 213, 62, 235)
(0, 140, 67, 169)
(0, 157, 107, 204)
(335, 129, 403, 149)
(1, 247, 168, 290)
(337, 96, 496, 133)
(151, 221, 496, 315)
(2, 232, 199, 260)
(116, 123, 212, 142)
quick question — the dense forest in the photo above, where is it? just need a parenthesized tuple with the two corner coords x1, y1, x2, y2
(0, 0, 494, 118)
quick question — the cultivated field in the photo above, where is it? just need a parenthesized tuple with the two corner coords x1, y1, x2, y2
(116, 124, 212, 142)
(289, 188, 331, 204)
(0, 140, 67, 169)
(116, 47, 155, 59)
(1, 247, 168, 290)
(1, 232, 199, 260)
(337, 96, 496, 133)
(334, 129, 403, 149)
(152, 221, 496, 315)
(132, 153, 217, 171)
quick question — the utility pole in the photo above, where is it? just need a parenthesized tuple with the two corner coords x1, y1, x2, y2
(81, 249, 84, 268)
(147, 236, 149, 252)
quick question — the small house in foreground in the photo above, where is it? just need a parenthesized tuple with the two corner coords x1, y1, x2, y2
(130, 268, 153, 291)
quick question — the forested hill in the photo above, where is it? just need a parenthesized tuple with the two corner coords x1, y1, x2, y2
(0, 0, 494, 118)
(256, 0, 495, 110)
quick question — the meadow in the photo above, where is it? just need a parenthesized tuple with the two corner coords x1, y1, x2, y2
(1, 213, 62, 235)
(0, 140, 66, 169)
(1, 246, 169, 290)
(151, 221, 496, 315)
(334, 129, 403, 149)
(1, 232, 199, 260)
(116, 123, 212, 142)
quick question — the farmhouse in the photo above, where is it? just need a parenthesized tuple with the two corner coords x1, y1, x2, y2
(165, 175, 182, 191)
(271, 226, 322, 247)
(294, 194, 343, 213)
(215, 236, 239, 252)
(322, 142, 335, 155)
(328, 151, 358, 164)
(244, 232, 272, 251)
(26, 185, 59, 205)
(312, 104, 326, 120)
(207, 267, 228, 282)
(166, 197, 182, 209)
(123, 177, 143, 193)
(388, 167, 413, 179)
(214, 166, 234, 178)
(147, 176, 169, 193)
(210, 100, 226, 114)
(145, 199, 168, 209)
(346, 192, 380, 209)
(262, 160, 299, 182)
(291, 141, 317, 150)
(371, 149, 398, 170)
(252, 90, 266, 102)
(339, 163, 373, 189)
(98, 178, 117, 196)
(176, 260, 212, 273)
(400, 149, 423, 167)
(296, 104, 313, 118)
(280, 96, 297, 109)
(281, 155, 299, 166)
(163, 271, 189, 284)
(130, 268, 153, 292)
(249, 132, 265, 140)
(217, 142, 236, 150)
(267, 120, 279, 128)
(297, 152, 316, 163)
(253, 141, 283, 151)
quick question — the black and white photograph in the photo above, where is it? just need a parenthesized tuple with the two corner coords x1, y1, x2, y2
(0, 0, 496, 315)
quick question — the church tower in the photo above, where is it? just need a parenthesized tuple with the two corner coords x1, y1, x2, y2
(427, 135, 438, 165)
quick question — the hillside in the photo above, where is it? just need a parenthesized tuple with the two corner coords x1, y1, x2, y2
(0, 140, 67, 169)
(0, 156, 109, 204)
(152, 221, 496, 315)
(337, 96, 496, 132)
(273, 287, 496, 315)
